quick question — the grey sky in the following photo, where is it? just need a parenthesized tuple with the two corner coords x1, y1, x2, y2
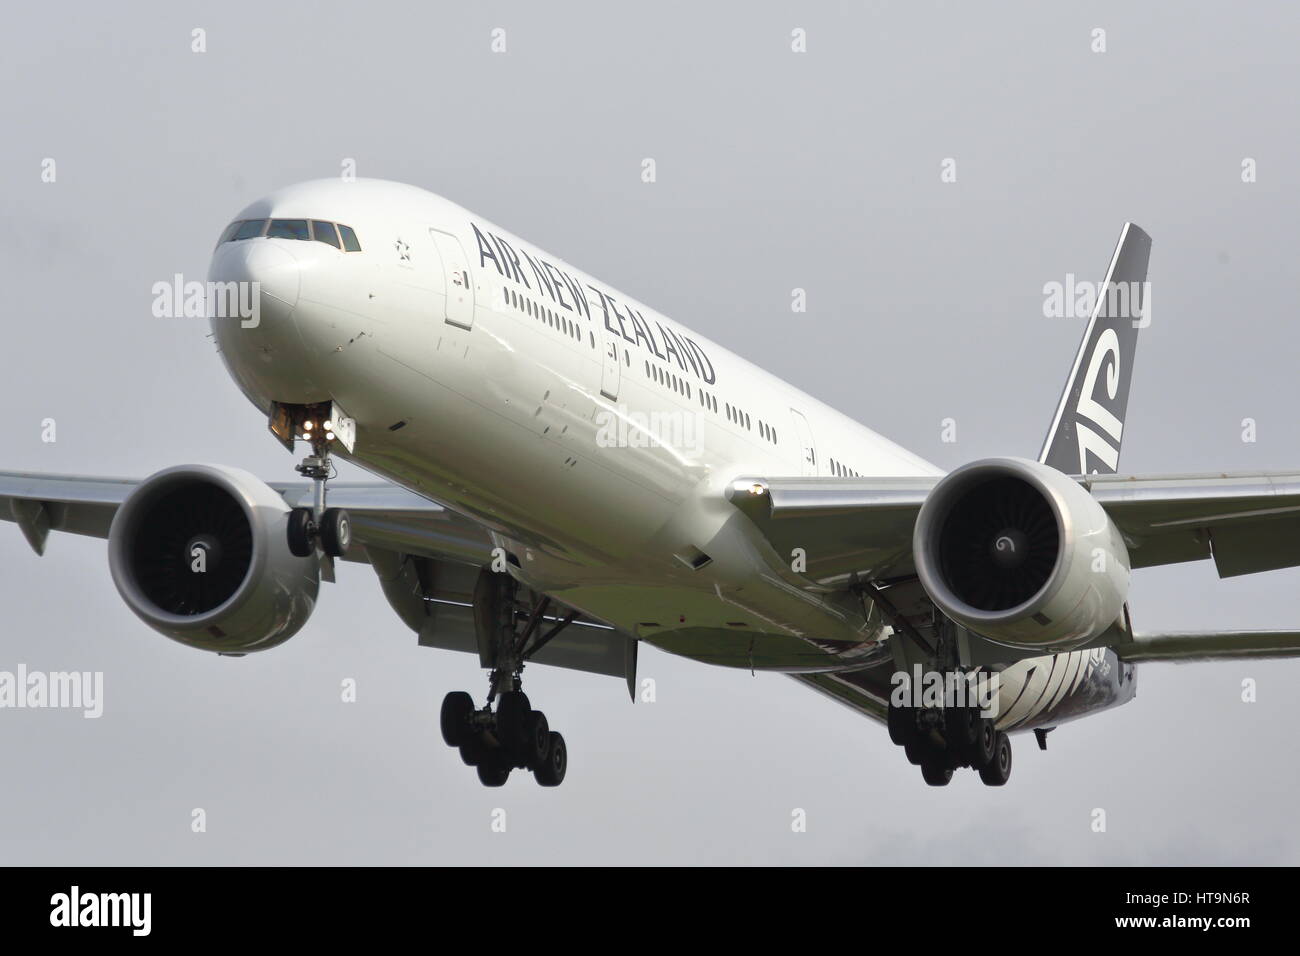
(2, 1, 1298, 864)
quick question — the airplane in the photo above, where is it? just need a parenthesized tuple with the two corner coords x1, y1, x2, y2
(5, 177, 1300, 789)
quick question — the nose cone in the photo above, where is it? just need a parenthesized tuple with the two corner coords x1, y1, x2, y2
(210, 240, 301, 314)
(245, 241, 302, 311)
(208, 241, 329, 406)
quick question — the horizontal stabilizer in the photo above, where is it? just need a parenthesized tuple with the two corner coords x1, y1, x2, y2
(1118, 630, 1300, 662)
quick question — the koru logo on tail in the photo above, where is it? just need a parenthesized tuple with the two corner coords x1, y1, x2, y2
(1074, 327, 1124, 473)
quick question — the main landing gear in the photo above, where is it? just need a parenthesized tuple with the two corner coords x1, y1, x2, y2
(888, 702, 1012, 787)
(438, 569, 575, 787)
(440, 688, 567, 787)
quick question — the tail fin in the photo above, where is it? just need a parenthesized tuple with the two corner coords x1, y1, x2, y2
(1039, 222, 1152, 475)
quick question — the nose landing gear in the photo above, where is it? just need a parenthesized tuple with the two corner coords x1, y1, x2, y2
(275, 402, 352, 560)
(286, 452, 351, 559)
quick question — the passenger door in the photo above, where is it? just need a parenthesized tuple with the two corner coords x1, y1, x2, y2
(600, 329, 621, 401)
(789, 409, 818, 476)
(428, 228, 475, 330)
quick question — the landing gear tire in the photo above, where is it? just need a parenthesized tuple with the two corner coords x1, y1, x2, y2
(535, 731, 567, 787)
(903, 737, 928, 766)
(440, 691, 475, 747)
(921, 762, 954, 786)
(460, 734, 487, 767)
(948, 705, 980, 754)
(477, 757, 511, 787)
(497, 691, 531, 751)
(969, 716, 998, 770)
(287, 508, 315, 557)
(887, 704, 914, 746)
(523, 710, 550, 768)
(978, 731, 1013, 786)
(319, 508, 351, 558)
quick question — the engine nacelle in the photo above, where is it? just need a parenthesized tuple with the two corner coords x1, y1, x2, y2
(913, 457, 1130, 650)
(107, 465, 320, 653)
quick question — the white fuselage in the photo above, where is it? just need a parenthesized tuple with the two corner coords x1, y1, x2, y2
(209, 179, 942, 672)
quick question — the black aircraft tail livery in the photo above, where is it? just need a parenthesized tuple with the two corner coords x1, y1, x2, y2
(1039, 222, 1152, 475)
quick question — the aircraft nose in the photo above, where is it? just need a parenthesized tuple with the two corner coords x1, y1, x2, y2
(207, 239, 326, 405)
(210, 241, 301, 318)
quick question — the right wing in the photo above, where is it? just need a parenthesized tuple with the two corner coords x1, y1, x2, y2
(0, 470, 633, 681)
(0, 470, 493, 564)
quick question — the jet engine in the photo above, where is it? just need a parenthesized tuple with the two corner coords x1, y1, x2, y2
(107, 465, 320, 653)
(913, 457, 1130, 650)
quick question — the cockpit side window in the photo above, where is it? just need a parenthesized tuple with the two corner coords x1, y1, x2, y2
(311, 221, 340, 248)
(232, 219, 268, 240)
(267, 219, 310, 241)
(337, 224, 362, 252)
(216, 221, 243, 248)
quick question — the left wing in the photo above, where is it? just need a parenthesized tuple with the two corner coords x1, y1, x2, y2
(728, 470, 1300, 662)
(728, 470, 1300, 582)
(726, 475, 937, 584)
(1083, 472, 1300, 576)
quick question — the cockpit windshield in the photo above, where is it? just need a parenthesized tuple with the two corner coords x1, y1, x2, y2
(266, 219, 309, 240)
(310, 221, 339, 248)
(232, 219, 267, 241)
(217, 218, 361, 251)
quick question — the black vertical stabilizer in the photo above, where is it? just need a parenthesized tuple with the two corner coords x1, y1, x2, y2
(1039, 223, 1152, 475)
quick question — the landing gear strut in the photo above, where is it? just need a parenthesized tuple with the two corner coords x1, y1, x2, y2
(875, 604, 1014, 787)
(439, 568, 575, 787)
